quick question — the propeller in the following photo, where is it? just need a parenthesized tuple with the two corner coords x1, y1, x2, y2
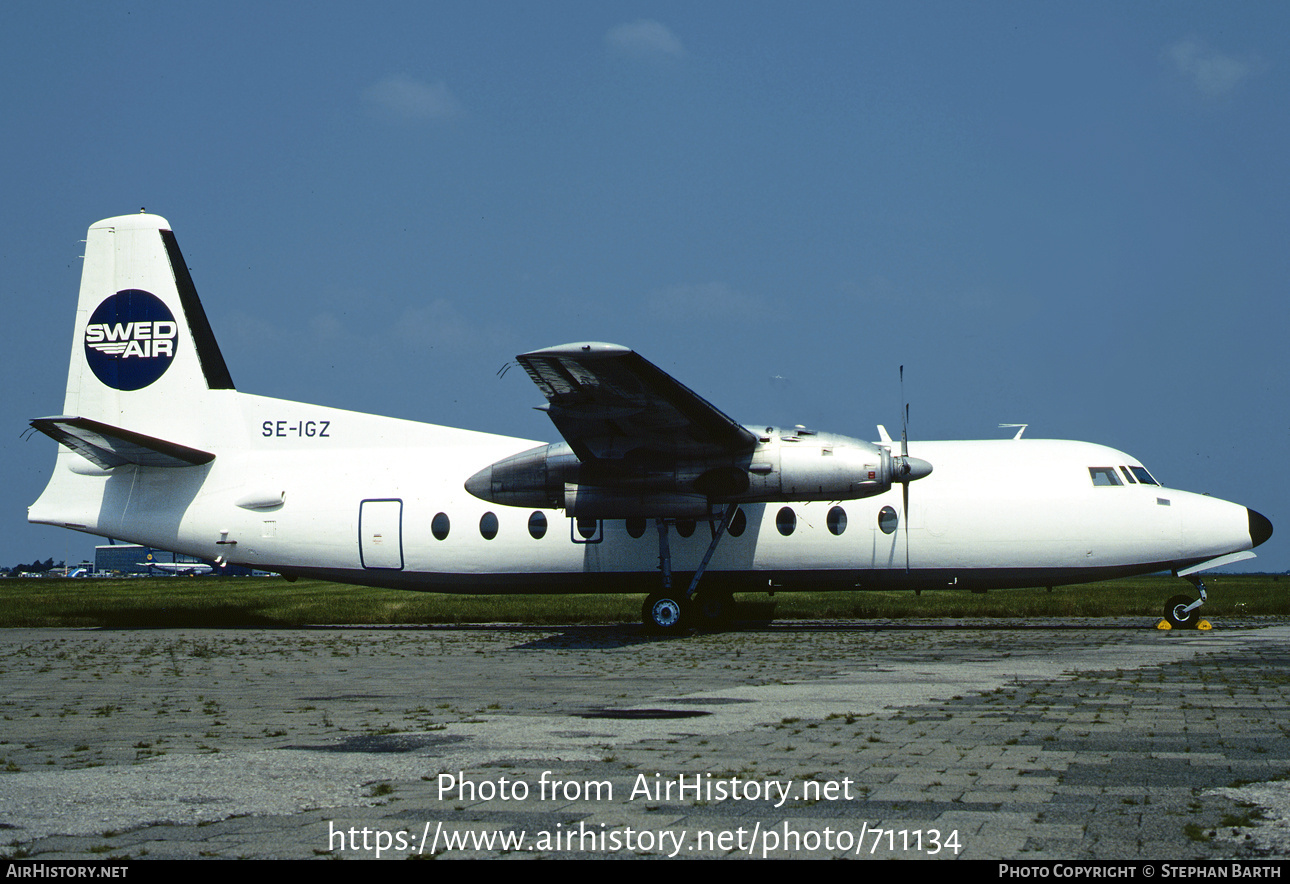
(894, 365, 933, 573)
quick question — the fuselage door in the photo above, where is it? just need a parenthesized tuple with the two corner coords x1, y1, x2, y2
(359, 499, 404, 570)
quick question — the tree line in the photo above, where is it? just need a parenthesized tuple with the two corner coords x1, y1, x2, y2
(2, 558, 64, 576)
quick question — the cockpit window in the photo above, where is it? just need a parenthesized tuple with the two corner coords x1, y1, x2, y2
(1119, 466, 1137, 484)
(1129, 466, 1159, 486)
(1089, 467, 1122, 486)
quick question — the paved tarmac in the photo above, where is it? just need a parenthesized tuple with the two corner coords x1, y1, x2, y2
(1, 619, 1288, 860)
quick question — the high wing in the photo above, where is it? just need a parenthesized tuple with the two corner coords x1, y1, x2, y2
(472, 341, 910, 515)
(516, 343, 759, 467)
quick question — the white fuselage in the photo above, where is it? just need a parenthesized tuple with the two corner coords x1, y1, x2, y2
(29, 388, 1256, 594)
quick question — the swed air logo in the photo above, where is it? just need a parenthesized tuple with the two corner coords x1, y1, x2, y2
(84, 289, 179, 391)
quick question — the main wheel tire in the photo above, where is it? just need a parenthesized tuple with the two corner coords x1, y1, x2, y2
(1164, 594, 1198, 629)
(693, 590, 734, 629)
(642, 592, 687, 633)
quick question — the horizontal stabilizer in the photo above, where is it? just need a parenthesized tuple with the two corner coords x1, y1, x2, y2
(30, 416, 215, 469)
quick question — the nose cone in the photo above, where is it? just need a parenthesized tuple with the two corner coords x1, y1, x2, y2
(1248, 508, 1273, 548)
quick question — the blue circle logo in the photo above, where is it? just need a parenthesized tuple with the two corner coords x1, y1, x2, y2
(83, 290, 180, 391)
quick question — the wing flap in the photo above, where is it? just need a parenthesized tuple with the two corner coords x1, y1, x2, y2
(30, 416, 215, 469)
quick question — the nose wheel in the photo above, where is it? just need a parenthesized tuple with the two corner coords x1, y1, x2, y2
(1163, 594, 1200, 629)
(1161, 573, 1209, 630)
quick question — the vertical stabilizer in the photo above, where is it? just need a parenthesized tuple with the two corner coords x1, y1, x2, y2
(65, 213, 234, 432)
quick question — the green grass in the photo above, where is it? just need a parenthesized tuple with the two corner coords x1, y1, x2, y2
(0, 574, 1284, 628)
(766, 574, 1289, 621)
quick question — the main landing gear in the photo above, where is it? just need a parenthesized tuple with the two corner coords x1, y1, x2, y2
(642, 506, 738, 633)
(641, 588, 734, 633)
(642, 592, 685, 631)
(1160, 573, 1210, 630)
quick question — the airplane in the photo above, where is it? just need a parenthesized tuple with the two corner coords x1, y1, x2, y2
(138, 560, 216, 576)
(28, 213, 1273, 632)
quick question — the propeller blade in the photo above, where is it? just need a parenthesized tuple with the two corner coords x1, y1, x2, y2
(893, 364, 932, 574)
(899, 367, 908, 457)
(903, 479, 910, 573)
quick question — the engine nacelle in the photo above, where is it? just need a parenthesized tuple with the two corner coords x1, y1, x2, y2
(759, 440, 892, 501)
(463, 442, 577, 509)
(743, 430, 930, 502)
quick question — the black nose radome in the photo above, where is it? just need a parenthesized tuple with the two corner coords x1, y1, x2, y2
(1248, 509, 1273, 548)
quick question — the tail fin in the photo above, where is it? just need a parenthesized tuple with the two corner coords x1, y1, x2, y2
(64, 213, 234, 430)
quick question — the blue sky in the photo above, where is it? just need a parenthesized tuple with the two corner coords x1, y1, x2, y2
(3, 2, 1286, 573)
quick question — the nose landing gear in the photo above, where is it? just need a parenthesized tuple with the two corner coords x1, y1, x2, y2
(1159, 573, 1211, 630)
